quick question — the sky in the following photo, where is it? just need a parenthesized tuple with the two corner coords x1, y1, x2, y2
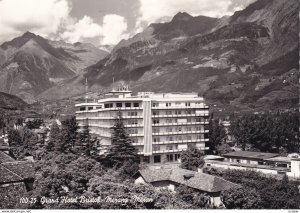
(0, 0, 256, 47)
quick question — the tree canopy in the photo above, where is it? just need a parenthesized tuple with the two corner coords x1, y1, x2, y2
(180, 146, 205, 171)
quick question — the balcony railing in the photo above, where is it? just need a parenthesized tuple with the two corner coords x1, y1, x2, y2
(151, 113, 209, 118)
(152, 130, 209, 136)
(151, 105, 209, 110)
(152, 121, 209, 126)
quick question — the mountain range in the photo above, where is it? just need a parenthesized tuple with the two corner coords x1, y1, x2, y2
(0, 32, 108, 103)
(0, 0, 298, 113)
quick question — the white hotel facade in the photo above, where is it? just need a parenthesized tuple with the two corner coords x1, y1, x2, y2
(75, 88, 210, 164)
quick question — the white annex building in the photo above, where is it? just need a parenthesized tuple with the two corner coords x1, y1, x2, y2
(75, 86, 209, 164)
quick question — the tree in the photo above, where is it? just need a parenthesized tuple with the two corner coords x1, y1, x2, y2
(221, 186, 262, 209)
(104, 112, 139, 167)
(25, 119, 43, 129)
(59, 117, 79, 153)
(78, 119, 100, 158)
(180, 146, 205, 171)
(46, 122, 61, 152)
(229, 111, 299, 153)
(215, 143, 232, 154)
(177, 184, 210, 208)
(208, 119, 227, 154)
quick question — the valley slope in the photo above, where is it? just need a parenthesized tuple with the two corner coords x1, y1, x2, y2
(16, 0, 300, 113)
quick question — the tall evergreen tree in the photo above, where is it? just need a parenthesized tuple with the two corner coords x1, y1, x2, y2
(59, 117, 79, 153)
(46, 122, 61, 152)
(208, 119, 227, 154)
(79, 119, 100, 157)
(105, 112, 139, 167)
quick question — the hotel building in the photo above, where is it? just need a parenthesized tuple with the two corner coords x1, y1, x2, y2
(75, 87, 210, 164)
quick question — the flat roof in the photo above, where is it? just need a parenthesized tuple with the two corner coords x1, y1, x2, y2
(265, 156, 292, 163)
(206, 160, 291, 172)
(223, 151, 279, 160)
(204, 155, 225, 160)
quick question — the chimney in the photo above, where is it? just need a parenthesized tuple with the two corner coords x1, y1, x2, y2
(184, 173, 194, 180)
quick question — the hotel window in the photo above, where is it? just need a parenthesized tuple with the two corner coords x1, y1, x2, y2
(116, 103, 122, 108)
(153, 146, 160, 151)
(167, 154, 173, 162)
(186, 110, 191, 114)
(152, 103, 159, 107)
(153, 137, 160, 142)
(152, 111, 159, 116)
(188, 143, 196, 148)
(166, 102, 171, 107)
(79, 107, 85, 111)
(166, 145, 173, 150)
(96, 106, 102, 109)
(88, 107, 93, 110)
(175, 154, 181, 161)
(166, 119, 172, 123)
(168, 137, 174, 141)
(175, 110, 181, 115)
(197, 134, 204, 140)
(154, 155, 161, 163)
(133, 103, 139, 107)
(175, 102, 181, 106)
(187, 118, 192, 123)
(186, 135, 192, 141)
(131, 138, 138, 143)
(104, 103, 110, 108)
(125, 103, 131, 108)
(186, 127, 192, 132)
(128, 119, 138, 125)
(143, 156, 150, 164)
(177, 135, 183, 141)
(177, 127, 182, 132)
(166, 110, 172, 115)
(185, 102, 191, 107)
(167, 128, 173, 132)
(153, 128, 160, 133)
(128, 111, 138, 116)
(195, 117, 202, 122)
(128, 129, 138, 135)
(153, 119, 160, 124)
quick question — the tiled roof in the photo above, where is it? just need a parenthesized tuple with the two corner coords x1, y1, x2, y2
(0, 151, 15, 163)
(1, 161, 35, 179)
(0, 166, 23, 183)
(138, 168, 239, 193)
(139, 168, 173, 183)
(0, 161, 35, 184)
(222, 151, 279, 160)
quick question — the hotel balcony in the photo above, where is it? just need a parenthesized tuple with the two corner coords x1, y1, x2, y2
(151, 113, 209, 118)
(137, 146, 209, 155)
(151, 105, 209, 110)
(152, 130, 209, 136)
(76, 116, 143, 120)
(152, 121, 209, 126)
(132, 138, 209, 146)
(75, 106, 142, 114)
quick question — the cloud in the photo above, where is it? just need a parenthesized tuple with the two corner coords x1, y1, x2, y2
(100, 14, 129, 45)
(0, 0, 70, 43)
(60, 16, 102, 43)
(0, 0, 128, 46)
(136, 0, 256, 31)
(60, 14, 128, 45)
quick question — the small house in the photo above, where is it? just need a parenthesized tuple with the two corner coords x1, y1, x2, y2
(134, 167, 239, 206)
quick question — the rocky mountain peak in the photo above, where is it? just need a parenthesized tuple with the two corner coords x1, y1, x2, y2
(172, 12, 193, 22)
(22, 31, 37, 39)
